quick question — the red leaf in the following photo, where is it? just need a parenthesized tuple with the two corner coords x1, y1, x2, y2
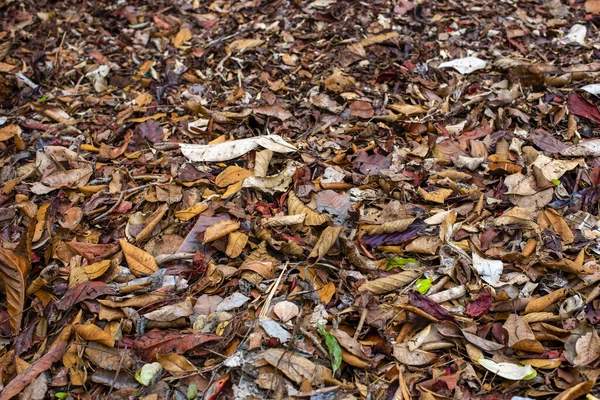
(408, 291, 455, 322)
(567, 94, 600, 124)
(349, 101, 374, 118)
(134, 329, 221, 361)
(466, 291, 493, 317)
(54, 281, 116, 311)
(0, 338, 67, 400)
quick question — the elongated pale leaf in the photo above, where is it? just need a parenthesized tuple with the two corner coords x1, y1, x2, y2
(478, 359, 536, 380)
(243, 161, 297, 193)
(439, 57, 487, 74)
(180, 135, 296, 162)
(0, 248, 29, 334)
(358, 268, 423, 294)
(119, 239, 158, 277)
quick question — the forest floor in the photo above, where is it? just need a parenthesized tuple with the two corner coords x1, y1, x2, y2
(1, 0, 600, 399)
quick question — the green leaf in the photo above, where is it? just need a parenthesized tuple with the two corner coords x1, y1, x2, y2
(317, 324, 342, 375)
(551, 179, 561, 186)
(187, 382, 198, 399)
(135, 362, 163, 386)
(55, 393, 68, 400)
(37, 96, 48, 103)
(386, 257, 417, 270)
(415, 278, 432, 294)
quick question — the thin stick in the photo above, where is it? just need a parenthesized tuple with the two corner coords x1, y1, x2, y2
(259, 263, 288, 318)
(92, 180, 167, 222)
(354, 307, 368, 340)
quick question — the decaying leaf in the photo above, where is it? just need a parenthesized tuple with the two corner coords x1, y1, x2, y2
(358, 268, 423, 294)
(180, 135, 296, 162)
(119, 239, 158, 277)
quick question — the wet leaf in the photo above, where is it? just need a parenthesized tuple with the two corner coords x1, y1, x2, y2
(317, 324, 342, 375)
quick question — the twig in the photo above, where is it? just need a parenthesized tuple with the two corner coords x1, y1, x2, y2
(353, 307, 368, 340)
(92, 180, 168, 222)
(259, 263, 288, 318)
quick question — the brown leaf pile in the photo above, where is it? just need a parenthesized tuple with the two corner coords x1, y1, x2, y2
(1, 0, 600, 399)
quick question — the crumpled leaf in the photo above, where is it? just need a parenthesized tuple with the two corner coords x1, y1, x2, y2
(472, 252, 503, 286)
(408, 290, 455, 321)
(135, 362, 162, 386)
(308, 225, 343, 262)
(439, 57, 487, 74)
(288, 191, 331, 225)
(180, 135, 296, 162)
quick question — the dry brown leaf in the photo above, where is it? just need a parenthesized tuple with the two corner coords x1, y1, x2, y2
(573, 330, 600, 366)
(175, 204, 208, 221)
(172, 27, 192, 48)
(288, 191, 331, 225)
(419, 187, 454, 204)
(387, 103, 427, 116)
(75, 323, 115, 347)
(136, 204, 169, 243)
(226, 231, 248, 258)
(156, 353, 197, 376)
(362, 218, 416, 235)
(324, 69, 356, 93)
(358, 268, 423, 294)
(263, 349, 323, 385)
(262, 214, 305, 228)
(405, 235, 441, 255)
(119, 239, 158, 277)
(226, 38, 264, 53)
(0, 125, 20, 141)
(538, 209, 574, 245)
(83, 259, 111, 280)
(393, 344, 437, 366)
(316, 281, 336, 303)
(0, 248, 28, 334)
(215, 165, 253, 187)
(503, 314, 544, 353)
(494, 206, 538, 229)
(553, 379, 595, 400)
(308, 225, 343, 262)
(524, 288, 568, 314)
(203, 219, 240, 243)
(359, 31, 399, 47)
(254, 149, 273, 177)
(586, 0, 600, 14)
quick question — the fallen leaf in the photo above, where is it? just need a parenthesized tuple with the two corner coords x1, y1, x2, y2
(358, 269, 423, 294)
(119, 239, 158, 277)
(477, 359, 536, 380)
(439, 57, 487, 74)
(180, 135, 296, 162)
(203, 220, 240, 243)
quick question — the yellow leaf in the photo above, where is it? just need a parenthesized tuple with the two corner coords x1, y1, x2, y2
(221, 179, 244, 199)
(33, 203, 50, 242)
(172, 27, 192, 48)
(175, 204, 208, 221)
(156, 353, 197, 376)
(135, 92, 153, 107)
(215, 166, 253, 187)
(317, 281, 336, 303)
(119, 239, 158, 277)
(75, 323, 115, 347)
(418, 187, 453, 204)
(0, 124, 20, 142)
(84, 259, 111, 279)
(203, 220, 240, 243)
(226, 231, 248, 258)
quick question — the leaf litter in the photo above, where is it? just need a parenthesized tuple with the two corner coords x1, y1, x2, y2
(1, 0, 600, 399)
